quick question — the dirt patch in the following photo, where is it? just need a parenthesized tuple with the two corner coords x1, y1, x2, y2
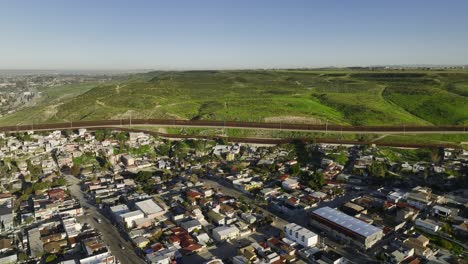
(264, 115, 324, 124)
(43, 103, 64, 120)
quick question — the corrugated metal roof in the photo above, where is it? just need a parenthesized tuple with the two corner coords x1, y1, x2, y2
(312, 206, 382, 238)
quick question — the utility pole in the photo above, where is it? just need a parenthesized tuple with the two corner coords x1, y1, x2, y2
(129, 112, 132, 128)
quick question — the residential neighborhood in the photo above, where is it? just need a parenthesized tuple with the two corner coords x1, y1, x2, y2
(0, 128, 466, 264)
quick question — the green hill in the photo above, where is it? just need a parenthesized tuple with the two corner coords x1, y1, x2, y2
(1, 69, 467, 126)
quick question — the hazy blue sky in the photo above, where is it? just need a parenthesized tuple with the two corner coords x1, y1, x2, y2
(1, 0, 467, 70)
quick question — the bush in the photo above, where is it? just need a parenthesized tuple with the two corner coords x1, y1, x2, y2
(45, 254, 57, 263)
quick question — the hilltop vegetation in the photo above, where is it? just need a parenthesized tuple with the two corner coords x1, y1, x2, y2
(1, 69, 467, 126)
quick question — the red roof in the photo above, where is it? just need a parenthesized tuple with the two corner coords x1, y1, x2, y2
(180, 238, 196, 248)
(168, 235, 180, 244)
(383, 201, 395, 209)
(186, 190, 202, 198)
(151, 243, 164, 252)
(0, 193, 12, 199)
(48, 189, 65, 195)
(182, 243, 203, 252)
(287, 197, 298, 205)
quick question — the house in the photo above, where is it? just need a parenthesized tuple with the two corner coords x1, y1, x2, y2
(431, 205, 452, 218)
(405, 187, 433, 209)
(341, 202, 366, 216)
(384, 244, 414, 264)
(207, 210, 225, 226)
(396, 207, 418, 222)
(453, 221, 468, 238)
(0, 206, 13, 231)
(388, 191, 405, 203)
(110, 204, 130, 218)
(195, 232, 211, 245)
(146, 247, 180, 264)
(238, 245, 258, 263)
(267, 237, 296, 257)
(28, 227, 44, 258)
(403, 234, 431, 257)
(282, 178, 300, 190)
(212, 226, 240, 241)
(134, 217, 153, 228)
(133, 236, 150, 248)
(48, 188, 66, 201)
(0, 252, 17, 264)
(415, 218, 440, 233)
(0, 238, 13, 253)
(121, 154, 135, 166)
(181, 219, 202, 233)
(320, 250, 347, 264)
(241, 213, 256, 224)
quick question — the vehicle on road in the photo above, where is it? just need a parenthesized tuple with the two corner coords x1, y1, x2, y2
(120, 244, 125, 249)
(95, 217, 102, 223)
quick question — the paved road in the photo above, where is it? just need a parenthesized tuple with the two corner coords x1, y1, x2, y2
(65, 175, 144, 264)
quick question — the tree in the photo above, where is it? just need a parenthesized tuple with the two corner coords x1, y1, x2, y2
(157, 143, 171, 156)
(136, 171, 153, 182)
(300, 171, 324, 190)
(94, 129, 111, 141)
(172, 141, 190, 157)
(17, 252, 28, 262)
(440, 222, 453, 235)
(70, 165, 81, 177)
(216, 137, 228, 145)
(368, 162, 387, 178)
(45, 254, 57, 263)
(290, 163, 300, 176)
(188, 174, 198, 184)
(51, 177, 66, 187)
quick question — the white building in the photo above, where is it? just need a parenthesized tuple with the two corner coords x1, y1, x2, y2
(212, 226, 240, 241)
(120, 210, 144, 228)
(135, 199, 165, 219)
(284, 223, 318, 247)
(432, 205, 452, 218)
(181, 219, 202, 233)
(415, 218, 440, 233)
(282, 178, 300, 190)
(110, 204, 130, 217)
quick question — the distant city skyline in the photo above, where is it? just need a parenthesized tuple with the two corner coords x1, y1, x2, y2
(1, 0, 467, 70)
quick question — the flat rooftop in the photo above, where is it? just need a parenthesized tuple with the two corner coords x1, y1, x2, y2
(312, 206, 382, 238)
(135, 199, 164, 215)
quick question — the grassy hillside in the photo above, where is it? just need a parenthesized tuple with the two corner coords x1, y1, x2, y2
(1, 69, 467, 126)
(0, 82, 99, 125)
